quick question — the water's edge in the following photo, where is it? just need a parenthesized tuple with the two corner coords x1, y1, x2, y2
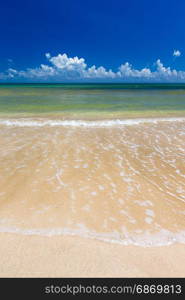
(0, 226, 185, 247)
(0, 116, 185, 127)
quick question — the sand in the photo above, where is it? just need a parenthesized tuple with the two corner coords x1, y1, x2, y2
(0, 118, 185, 277)
(0, 233, 184, 277)
(0, 122, 185, 236)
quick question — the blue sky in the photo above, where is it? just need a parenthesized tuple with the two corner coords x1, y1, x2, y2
(1, 0, 185, 82)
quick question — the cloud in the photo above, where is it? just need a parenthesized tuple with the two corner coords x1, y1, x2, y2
(155, 59, 179, 78)
(86, 65, 116, 78)
(118, 62, 152, 78)
(173, 50, 181, 57)
(48, 53, 87, 71)
(1, 52, 185, 81)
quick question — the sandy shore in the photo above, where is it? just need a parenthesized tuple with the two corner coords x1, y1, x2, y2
(0, 119, 184, 278)
(0, 122, 185, 236)
(0, 233, 184, 277)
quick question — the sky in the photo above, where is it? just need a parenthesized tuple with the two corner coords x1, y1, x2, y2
(1, 0, 185, 82)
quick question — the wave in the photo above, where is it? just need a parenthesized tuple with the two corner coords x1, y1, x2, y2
(0, 225, 185, 247)
(0, 117, 185, 127)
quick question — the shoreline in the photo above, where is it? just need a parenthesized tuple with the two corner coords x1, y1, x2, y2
(0, 110, 184, 278)
(0, 114, 185, 129)
(0, 118, 184, 252)
(0, 226, 185, 247)
(0, 110, 185, 121)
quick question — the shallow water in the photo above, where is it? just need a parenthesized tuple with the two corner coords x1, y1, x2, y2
(0, 83, 185, 117)
(0, 117, 184, 246)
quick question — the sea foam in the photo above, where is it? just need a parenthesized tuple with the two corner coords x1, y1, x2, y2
(0, 117, 185, 127)
(0, 225, 185, 247)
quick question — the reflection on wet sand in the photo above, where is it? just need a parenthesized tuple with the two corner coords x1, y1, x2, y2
(0, 118, 185, 246)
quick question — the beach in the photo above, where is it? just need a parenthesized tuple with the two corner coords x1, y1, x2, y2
(0, 233, 185, 277)
(0, 84, 185, 277)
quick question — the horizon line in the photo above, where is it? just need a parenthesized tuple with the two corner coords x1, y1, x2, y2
(1, 82, 185, 85)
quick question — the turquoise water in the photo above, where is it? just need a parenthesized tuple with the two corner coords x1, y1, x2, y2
(0, 83, 185, 117)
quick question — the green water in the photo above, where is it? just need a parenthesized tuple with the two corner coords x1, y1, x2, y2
(0, 83, 185, 118)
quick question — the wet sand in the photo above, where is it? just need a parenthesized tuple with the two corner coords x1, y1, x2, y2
(0, 119, 185, 241)
(0, 117, 185, 277)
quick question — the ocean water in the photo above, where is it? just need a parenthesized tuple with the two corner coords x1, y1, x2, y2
(0, 83, 185, 246)
(0, 83, 185, 117)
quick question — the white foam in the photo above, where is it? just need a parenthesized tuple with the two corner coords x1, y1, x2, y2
(0, 225, 185, 247)
(145, 217, 153, 224)
(134, 200, 153, 207)
(145, 209, 155, 217)
(91, 191, 97, 196)
(98, 185, 105, 190)
(0, 117, 185, 128)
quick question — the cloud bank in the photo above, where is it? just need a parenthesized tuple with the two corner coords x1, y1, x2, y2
(1, 52, 185, 81)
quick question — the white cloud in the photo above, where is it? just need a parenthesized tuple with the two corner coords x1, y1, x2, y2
(45, 53, 51, 59)
(86, 65, 116, 78)
(118, 62, 152, 78)
(155, 59, 179, 78)
(173, 50, 181, 57)
(1, 52, 185, 81)
(48, 53, 87, 71)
